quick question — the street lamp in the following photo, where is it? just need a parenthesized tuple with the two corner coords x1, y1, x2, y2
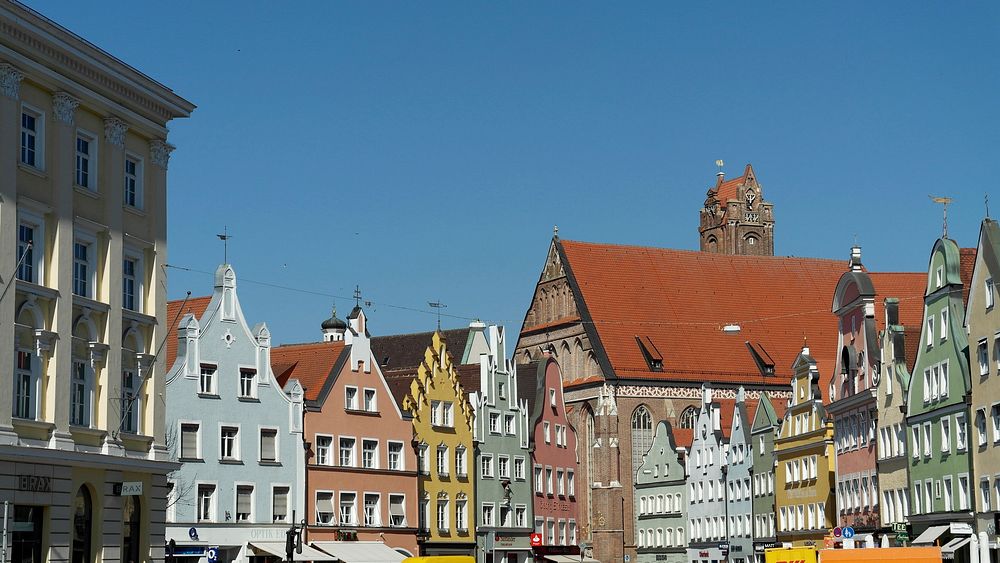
(285, 511, 306, 562)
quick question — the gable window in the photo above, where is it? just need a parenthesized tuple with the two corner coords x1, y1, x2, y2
(442, 402, 454, 427)
(345, 386, 358, 410)
(498, 382, 506, 399)
(75, 131, 97, 190)
(180, 423, 200, 460)
(980, 340, 990, 376)
(489, 412, 500, 433)
(315, 436, 332, 466)
(926, 316, 934, 347)
(988, 278, 996, 309)
(272, 486, 289, 523)
(940, 308, 949, 341)
(20, 106, 43, 168)
(363, 388, 377, 412)
(220, 426, 240, 461)
(504, 413, 516, 435)
(936, 266, 944, 288)
(260, 428, 277, 462)
(239, 369, 256, 398)
(199, 365, 216, 395)
(236, 485, 253, 522)
(124, 154, 143, 208)
(431, 400, 442, 426)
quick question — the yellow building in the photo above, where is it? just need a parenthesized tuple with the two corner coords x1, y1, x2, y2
(0, 4, 193, 563)
(401, 332, 477, 556)
(774, 345, 836, 548)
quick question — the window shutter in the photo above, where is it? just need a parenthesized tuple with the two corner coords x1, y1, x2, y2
(273, 487, 288, 519)
(317, 493, 334, 514)
(182, 424, 198, 458)
(389, 496, 405, 516)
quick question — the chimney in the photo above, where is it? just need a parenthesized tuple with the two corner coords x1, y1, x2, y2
(884, 298, 900, 327)
(849, 245, 863, 272)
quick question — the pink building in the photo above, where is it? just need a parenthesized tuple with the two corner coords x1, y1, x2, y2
(827, 247, 923, 539)
(518, 355, 580, 560)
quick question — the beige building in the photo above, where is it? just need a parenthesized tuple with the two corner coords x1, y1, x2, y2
(966, 218, 1000, 541)
(0, 3, 193, 563)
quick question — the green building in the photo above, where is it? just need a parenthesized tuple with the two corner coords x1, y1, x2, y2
(905, 237, 975, 558)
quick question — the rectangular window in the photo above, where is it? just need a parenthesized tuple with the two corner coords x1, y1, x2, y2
(345, 386, 358, 410)
(534, 465, 543, 494)
(21, 109, 40, 167)
(220, 426, 239, 460)
(979, 409, 989, 446)
(923, 369, 931, 403)
(418, 444, 429, 474)
(389, 494, 406, 527)
(926, 316, 934, 347)
(122, 257, 138, 311)
(340, 437, 356, 467)
(340, 492, 357, 525)
(362, 439, 378, 469)
(481, 454, 494, 478)
(316, 491, 333, 525)
(316, 436, 332, 466)
(504, 413, 516, 435)
(272, 486, 289, 523)
(455, 447, 466, 477)
(437, 446, 449, 477)
(199, 365, 216, 395)
(957, 413, 968, 451)
(388, 441, 403, 470)
(543, 421, 551, 443)
(239, 369, 256, 398)
(124, 154, 142, 208)
(120, 371, 140, 438)
(181, 423, 200, 459)
(942, 418, 951, 453)
(557, 469, 565, 496)
(498, 455, 510, 479)
(568, 471, 575, 497)
(73, 240, 91, 297)
(546, 467, 554, 495)
(515, 505, 527, 528)
(941, 362, 949, 397)
(482, 503, 495, 527)
(940, 308, 949, 341)
(197, 484, 215, 522)
(914, 482, 922, 514)
(430, 400, 442, 426)
(419, 499, 428, 530)
(959, 474, 970, 510)
(490, 412, 500, 433)
(364, 493, 380, 527)
(980, 340, 991, 376)
(988, 278, 996, 309)
(455, 499, 467, 530)
(442, 402, 453, 427)
(70, 361, 89, 427)
(436, 500, 449, 531)
(364, 388, 377, 412)
(260, 428, 277, 462)
(992, 405, 1000, 443)
(923, 422, 932, 457)
(514, 457, 525, 480)
(76, 132, 97, 189)
(16, 222, 36, 283)
(236, 485, 253, 522)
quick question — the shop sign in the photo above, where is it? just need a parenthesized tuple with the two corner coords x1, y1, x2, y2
(530, 534, 542, 547)
(754, 543, 779, 553)
(491, 533, 529, 550)
(891, 523, 907, 533)
(113, 482, 143, 496)
(699, 552, 710, 558)
(656, 555, 671, 561)
(950, 523, 973, 535)
(17, 475, 50, 492)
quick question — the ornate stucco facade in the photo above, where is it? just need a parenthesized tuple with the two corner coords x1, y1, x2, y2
(726, 389, 753, 563)
(750, 395, 780, 563)
(634, 422, 686, 563)
(0, 4, 193, 563)
(686, 386, 728, 563)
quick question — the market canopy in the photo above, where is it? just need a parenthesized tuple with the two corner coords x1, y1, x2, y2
(310, 542, 407, 563)
(249, 542, 338, 561)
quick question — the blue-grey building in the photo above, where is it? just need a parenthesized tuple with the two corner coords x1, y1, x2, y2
(726, 388, 753, 563)
(687, 384, 728, 563)
(469, 326, 534, 563)
(164, 265, 307, 563)
(635, 421, 687, 563)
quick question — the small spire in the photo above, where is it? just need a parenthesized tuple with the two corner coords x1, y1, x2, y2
(553, 225, 559, 239)
(987, 193, 991, 219)
(715, 159, 725, 181)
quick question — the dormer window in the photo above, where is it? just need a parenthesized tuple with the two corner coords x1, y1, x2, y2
(636, 336, 663, 372)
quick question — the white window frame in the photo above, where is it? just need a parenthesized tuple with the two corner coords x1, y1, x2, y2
(72, 230, 98, 299)
(455, 445, 467, 477)
(16, 209, 45, 285)
(199, 364, 217, 395)
(926, 316, 934, 347)
(481, 453, 494, 479)
(389, 493, 406, 527)
(362, 438, 379, 470)
(939, 307, 949, 342)
(315, 434, 334, 466)
(345, 386, 358, 410)
(234, 482, 255, 523)
(513, 456, 526, 480)
(122, 247, 145, 313)
(271, 484, 290, 523)
(957, 413, 968, 451)
(988, 278, 996, 309)
(314, 490, 335, 525)
(387, 440, 404, 471)
(239, 368, 257, 399)
(339, 491, 357, 526)
(219, 423, 241, 461)
(259, 426, 279, 463)
(124, 152, 144, 209)
(196, 481, 217, 523)
(339, 436, 357, 467)
(179, 420, 202, 460)
(364, 492, 381, 528)
(941, 417, 951, 453)
(363, 387, 377, 412)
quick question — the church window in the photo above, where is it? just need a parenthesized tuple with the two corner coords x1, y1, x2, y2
(631, 406, 654, 479)
(679, 406, 698, 429)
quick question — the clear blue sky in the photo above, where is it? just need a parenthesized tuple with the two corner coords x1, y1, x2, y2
(28, 1, 1000, 346)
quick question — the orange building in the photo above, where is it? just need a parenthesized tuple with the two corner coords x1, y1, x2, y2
(273, 307, 419, 557)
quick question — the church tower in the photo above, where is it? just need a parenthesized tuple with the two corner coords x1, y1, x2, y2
(698, 163, 775, 256)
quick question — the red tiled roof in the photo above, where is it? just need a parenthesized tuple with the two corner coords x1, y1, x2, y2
(557, 240, 845, 393)
(271, 341, 348, 401)
(165, 296, 212, 369)
(671, 427, 694, 449)
(713, 174, 748, 207)
(961, 247, 978, 306)
(869, 273, 926, 334)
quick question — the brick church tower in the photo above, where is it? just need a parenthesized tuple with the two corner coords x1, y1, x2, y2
(699, 163, 775, 256)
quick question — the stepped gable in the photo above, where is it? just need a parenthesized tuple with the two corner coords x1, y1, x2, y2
(165, 296, 212, 368)
(552, 239, 846, 394)
(271, 340, 348, 402)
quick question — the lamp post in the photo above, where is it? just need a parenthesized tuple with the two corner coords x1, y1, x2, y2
(285, 511, 305, 563)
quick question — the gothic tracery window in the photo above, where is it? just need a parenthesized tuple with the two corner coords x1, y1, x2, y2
(679, 405, 698, 429)
(631, 406, 654, 478)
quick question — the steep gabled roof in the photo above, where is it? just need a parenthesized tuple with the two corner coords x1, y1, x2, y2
(165, 296, 212, 369)
(517, 360, 545, 429)
(550, 239, 845, 393)
(709, 163, 756, 208)
(869, 273, 926, 335)
(372, 328, 472, 371)
(961, 247, 978, 306)
(271, 341, 349, 403)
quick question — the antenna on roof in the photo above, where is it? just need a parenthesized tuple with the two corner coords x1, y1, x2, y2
(715, 159, 725, 179)
(987, 193, 991, 219)
(929, 195, 953, 238)
(428, 301, 447, 331)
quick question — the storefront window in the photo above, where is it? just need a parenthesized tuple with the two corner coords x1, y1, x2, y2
(72, 487, 93, 563)
(123, 496, 141, 563)
(11, 506, 43, 563)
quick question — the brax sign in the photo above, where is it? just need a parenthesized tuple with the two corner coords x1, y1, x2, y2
(18, 475, 51, 492)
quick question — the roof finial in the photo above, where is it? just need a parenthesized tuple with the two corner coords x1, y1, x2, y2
(217, 226, 232, 265)
(987, 193, 991, 219)
(930, 195, 953, 238)
(428, 300, 447, 331)
(353, 285, 362, 308)
(715, 159, 725, 180)
(553, 225, 559, 239)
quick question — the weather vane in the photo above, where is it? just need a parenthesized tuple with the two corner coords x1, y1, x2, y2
(929, 195, 953, 238)
(217, 226, 232, 264)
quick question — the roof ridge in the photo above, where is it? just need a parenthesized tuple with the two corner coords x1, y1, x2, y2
(559, 239, 844, 263)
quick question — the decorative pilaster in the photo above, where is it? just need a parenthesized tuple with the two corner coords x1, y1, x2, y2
(51, 92, 79, 125)
(104, 116, 128, 147)
(149, 139, 174, 169)
(0, 63, 24, 99)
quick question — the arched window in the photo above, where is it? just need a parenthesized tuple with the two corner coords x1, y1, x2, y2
(122, 496, 141, 563)
(679, 405, 698, 429)
(631, 406, 654, 478)
(665, 527, 673, 547)
(638, 529, 646, 548)
(585, 407, 595, 538)
(72, 486, 92, 563)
